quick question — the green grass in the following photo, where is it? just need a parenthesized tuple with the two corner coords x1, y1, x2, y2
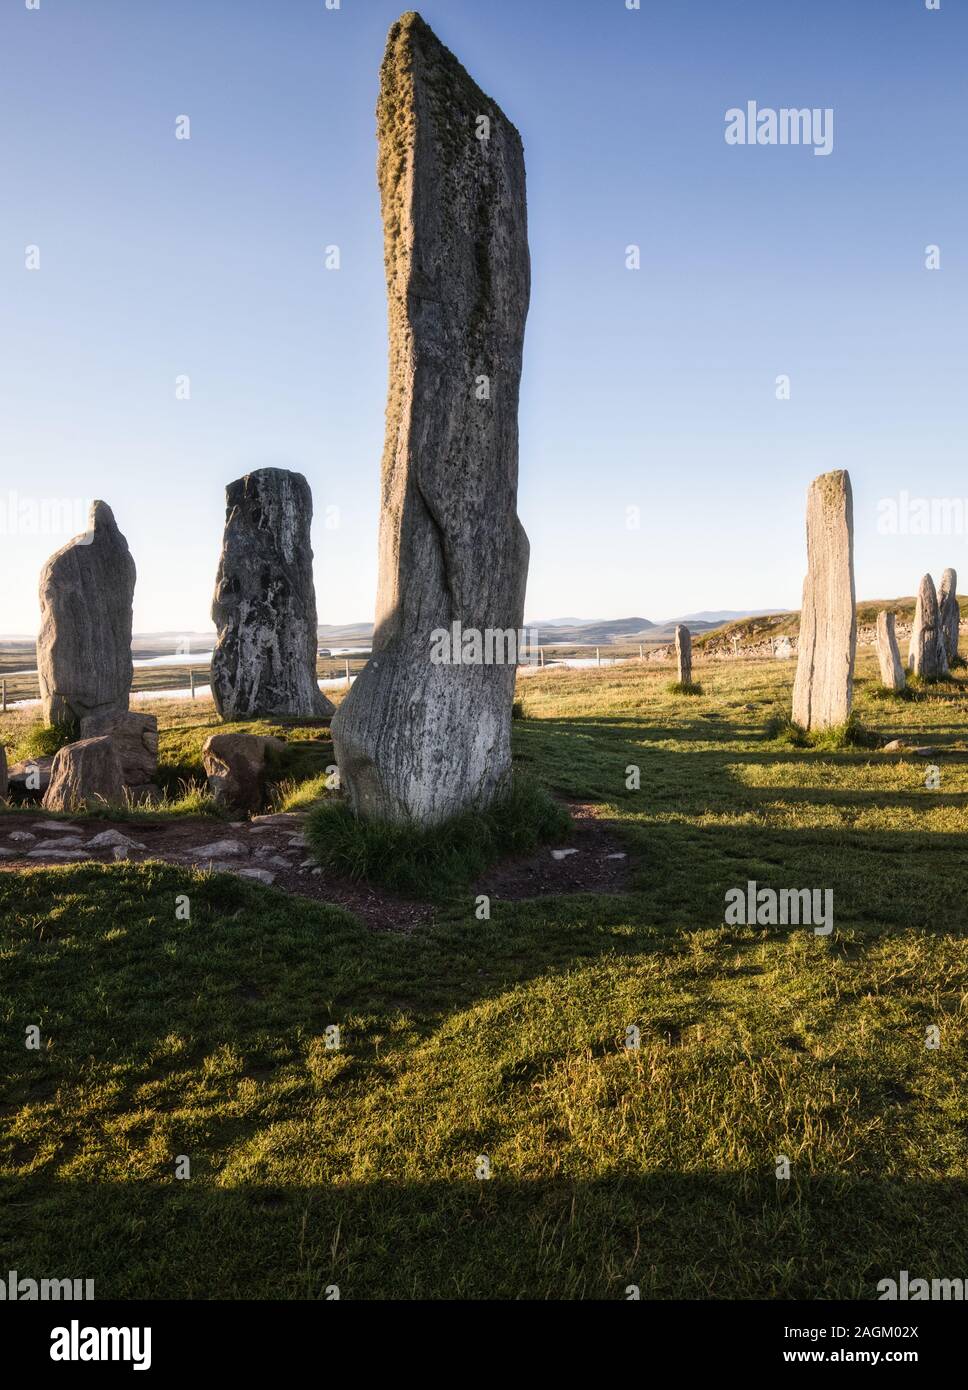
(666, 680, 703, 696)
(306, 777, 571, 898)
(7, 719, 79, 763)
(1, 650, 967, 1299)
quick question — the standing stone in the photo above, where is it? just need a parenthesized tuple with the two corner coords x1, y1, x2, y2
(909, 574, 947, 679)
(37, 501, 135, 727)
(674, 625, 692, 685)
(792, 470, 856, 730)
(211, 469, 334, 721)
(875, 611, 905, 691)
(938, 567, 960, 666)
(332, 13, 531, 826)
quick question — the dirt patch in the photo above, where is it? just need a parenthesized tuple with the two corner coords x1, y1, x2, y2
(474, 801, 632, 900)
(0, 799, 633, 930)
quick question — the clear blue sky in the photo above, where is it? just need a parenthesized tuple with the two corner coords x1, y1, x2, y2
(2, 0, 964, 635)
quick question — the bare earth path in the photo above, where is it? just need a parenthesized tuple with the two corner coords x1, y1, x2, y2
(0, 801, 631, 932)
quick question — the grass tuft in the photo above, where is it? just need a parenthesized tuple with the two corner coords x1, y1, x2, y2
(9, 719, 78, 763)
(765, 710, 881, 750)
(666, 681, 703, 696)
(306, 777, 571, 898)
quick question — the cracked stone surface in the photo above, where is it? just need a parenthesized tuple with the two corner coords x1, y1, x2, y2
(332, 12, 531, 827)
(876, 611, 905, 692)
(909, 574, 947, 680)
(674, 625, 692, 685)
(37, 501, 136, 726)
(938, 568, 959, 666)
(211, 469, 335, 721)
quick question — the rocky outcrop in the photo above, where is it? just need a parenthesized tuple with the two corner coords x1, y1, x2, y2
(674, 625, 692, 684)
(211, 469, 334, 721)
(875, 611, 905, 691)
(37, 501, 135, 726)
(333, 13, 531, 826)
(42, 737, 126, 812)
(202, 733, 286, 814)
(909, 574, 947, 679)
(792, 470, 856, 730)
(938, 568, 959, 665)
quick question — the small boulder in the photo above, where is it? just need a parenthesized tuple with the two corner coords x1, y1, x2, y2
(8, 758, 54, 796)
(42, 737, 126, 812)
(80, 711, 159, 798)
(193, 839, 249, 860)
(202, 733, 286, 815)
(88, 829, 146, 851)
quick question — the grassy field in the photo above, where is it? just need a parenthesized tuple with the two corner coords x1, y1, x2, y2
(1, 648, 967, 1299)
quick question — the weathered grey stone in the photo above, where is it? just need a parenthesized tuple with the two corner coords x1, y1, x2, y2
(333, 13, 531, 826)
(792, 470, 856, 730)
(875, 611, 905, 691)
(8, 758, 54, 796)
(81, 711, 158, 794)
(202, 733, 286, 815)
(42, 737, 126, 812)
(0, 745, 7, 801)
(674, 625, 692, 684)
(37, 501, 135, 726)
(211, 469, 334, 721)
(909, 574, 947, 679)
(938, 567, 960, 666)
(193, 839, 249, 860)
(88, 829, 146, 850)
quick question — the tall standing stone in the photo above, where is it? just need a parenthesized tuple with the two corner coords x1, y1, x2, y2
(875, 611, 905, 691)
(674, 625, 692, 685)
(211, 469, 334, 720)
(37, 501, 135, 727)
(909, 574, 947, 679)
(938, 567, 960, 666)
(332, 13, 531, 826)
(792, 470, 856, 730)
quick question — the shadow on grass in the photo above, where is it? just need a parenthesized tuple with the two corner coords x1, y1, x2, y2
(2, 1172, 966, 1300)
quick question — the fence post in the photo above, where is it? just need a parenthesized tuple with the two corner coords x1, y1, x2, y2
(1, 678, 5, 712)
(596, 647, 601, 668)
(345, 660, 351, 688)
(189, 669, 196, 700)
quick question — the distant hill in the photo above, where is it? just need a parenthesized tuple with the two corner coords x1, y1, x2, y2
(669, 609, 790, 625)
(693, 597, 959, 651)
